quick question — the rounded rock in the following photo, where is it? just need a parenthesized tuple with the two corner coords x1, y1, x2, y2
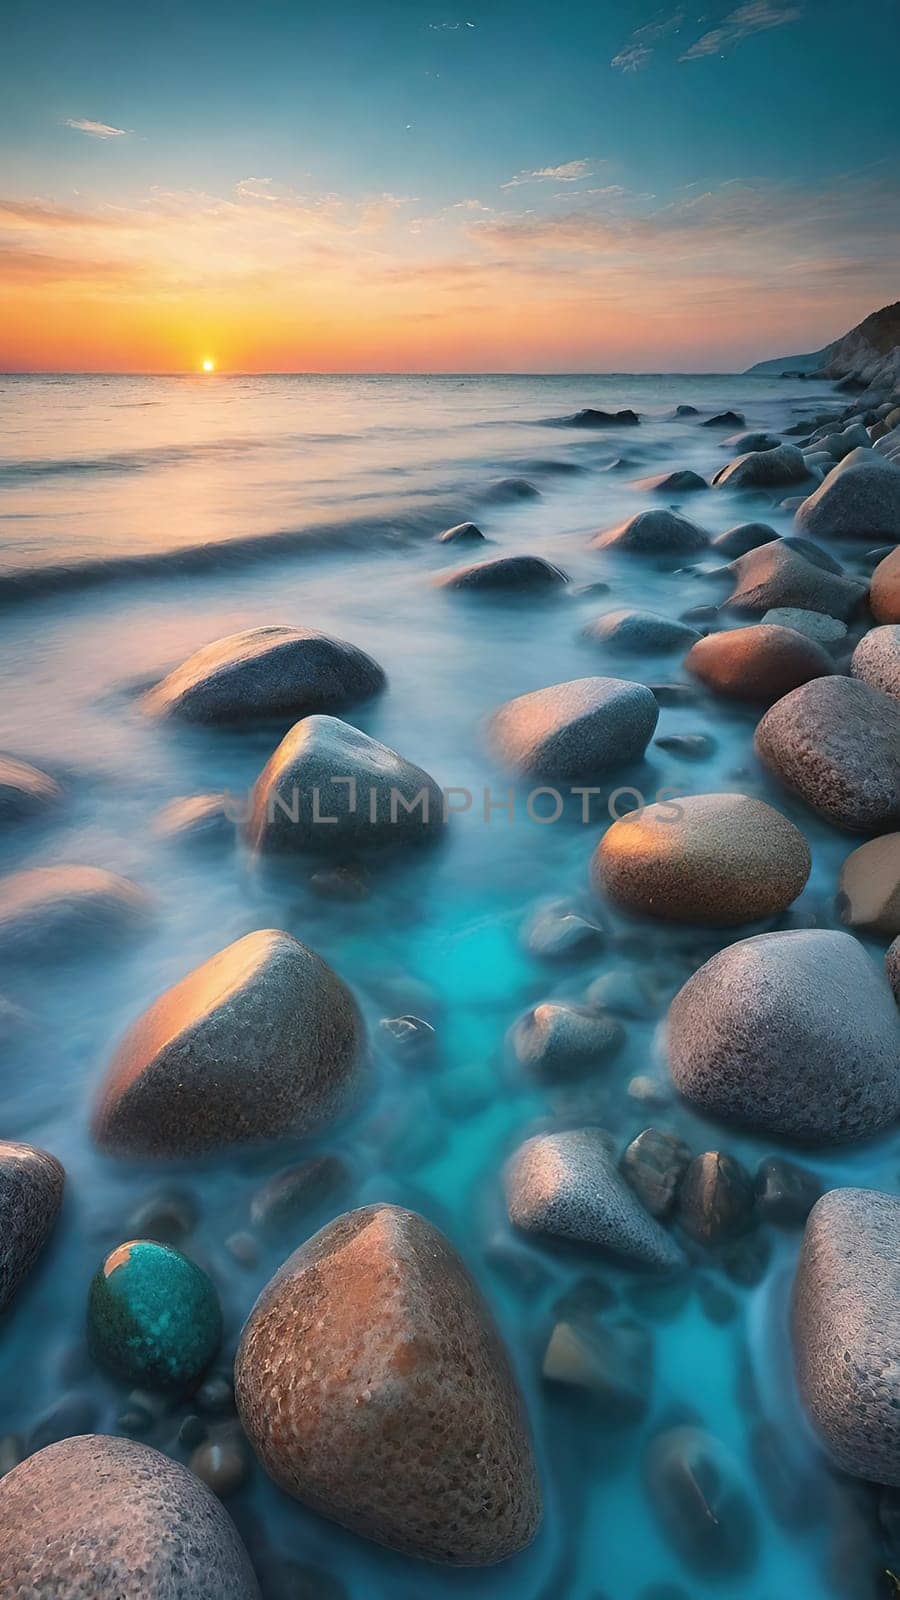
(88, 1239, 222, 1392)
(143, 625, 385, 722)
(644, 1425, 758, 1576)
(620, 1129, 691, 1219)
(755, 675, 900, 833)
(0, 1141, 64, 1315)
(234, 1204, 541, 1565)
(760, 607, 847, 650)
(754, 1157, 822, 1227)
(676, 1152, 756, 1245)
(795, 455, 900, 540)
(686, 624, 833, 703)
(508, 1002, 624, 1083)
(710, 522, 777, 557)
(584, 609, 701, 654)
(0, 1434, 260, 1597)
(436, 520, 485, 544)
(0, 865, 152, 959)
(851, 624, 900, 699)
(488, 676, 658, 778)
(713, 443, 810, 489)
(837, 833, 900, 936)
(870, 546, 900, 623)
(725, 541, 866, 620)
(591, 509, 709, 554)
(438, 555, 567, 592)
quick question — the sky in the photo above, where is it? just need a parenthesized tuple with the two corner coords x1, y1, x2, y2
(1, 0, 899, 372)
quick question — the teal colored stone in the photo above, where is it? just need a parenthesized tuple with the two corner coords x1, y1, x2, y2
(88, 1239, 222, 1392)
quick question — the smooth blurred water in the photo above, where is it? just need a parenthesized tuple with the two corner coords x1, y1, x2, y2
(0, 372, 894, 1599)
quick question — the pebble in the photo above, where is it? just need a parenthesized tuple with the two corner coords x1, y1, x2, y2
(760, 606, 847, 649)
(543, 1315, 653, 1423)
(620, 1129, 692, 1218)
(249, 1154, 351, 1237)
(795, 454, 900, 540)
(0, 1140, 64, 1314)
(509, 1002, 624, 1082)
(644, 1425, 758, 1575)
(127, 1188, 198, 1246)
(837, 833, 900, 936)
(436, 520, 485, 543)
(676, 1152, 756, 1245)
(584, 608, 701, 653)
(870, 545, 900, 623)
(524, 899, 606, 960)
(591, 509, 709, 553)
(88, 1239, 222, 1392)
(378, 1013, 438, 1059)
(439, 553, 566, 590)
(754, 1156, 823, 1226)
(653, 732, 716, 760)
(710, 522, 777, 557)
(189, 1435, 251, 1499)
(724, 540, 866, 620)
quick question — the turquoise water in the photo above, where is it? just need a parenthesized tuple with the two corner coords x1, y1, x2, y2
(0, 372, 894, 1597)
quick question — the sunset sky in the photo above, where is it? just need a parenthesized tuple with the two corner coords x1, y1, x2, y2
(2, 0, 899, 373)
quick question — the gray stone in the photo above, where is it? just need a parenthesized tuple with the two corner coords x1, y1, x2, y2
(523, 900, 605, 960)
(566, 408, 640, 427)
(795, 455, 900, 540)
(886, 936, 900, 1002)
(143, 626, 385, 722)
(584, 609, 701, 653)
(234, 1205, 541, 1564)
(92, 929, 365, 1157)
(247, 715, 445, 854)
(439, 555, 567, 590)
(837, 834, 900, 936)
(725, 541, 866, 619)
(851, 624, 900, 699)
(761, 607, 847, 649)
(0, 1435, 260, 1597)
(703, 411, 744, 428)
(632, 469, 708, 492)
(592, 509, 709, 553)
(488, 676, 658, 778)
(871, 546, 900, 622)
(620, 1129, 691, 1218)
(509, 1003, 624, 1082)
(654, 732, 716, 760)
(0, 865, 152, 958)
(710, 522, 777, 557)
(0, 755, 61, 822)
(793, 1188, 900, 1484)
(713, 443, 811, 488)
(436, 521, 485, 544)
(686, 624, 833, 703)
(505, 1129, 686, 1271)
(667, 929, 900, 1143)
(676, 1152, 756, 1245)
(725, 431, 782, 453)
(0, 1142, 64, 1315)
(644, 1426, 758, 1575)
(755, 676, 900, 832)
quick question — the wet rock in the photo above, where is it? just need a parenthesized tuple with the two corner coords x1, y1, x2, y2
(644, 1425, 758, 1575)
(676, 1152, 756, 1245)
(189, 1435, 250, 1499)
(628, 1075, 671, 1108)
(761, 606, 848, 650)
(152, 793, 232, 844)
(436, 520, 485, 543)
(592, 509, 709, 553)
(870, 546, 900, 623)
(92, 929, 364, 1157)
(648, 682, 698, 706)
(0, 865, 152, 958)
(703, 410, 744, 428)
(509, 1002, 624, 1082)
(674, 403, 699, 416)
(247, 715, 445, 854)
(566, 408, 640, 427)
(0, 1141, 64, 1314)
(724, 541, 866, 619)
(710, 522, 777, 557)
(88, 1239, 222, 1392)
(250, 1155, 352, 1239)
(795, 455, 900, 540)
(195, 1374, 237, 1415)
(778, 535, 845, 574)
(726, 430, 782, 452)
(755, 676, 900, 833)
(489, 676, 658, 778)
(887, 936, 900, 1002)
(439, 554, 566, 591)
(713, 443, 811, 488)
(852, 625, 900, 699)
(633, 469, 708, 492)
(586, 967, 663, 1018)
(592, 793, 810, 925)
(686, 623, 833, 703)
(505, 1129, 686, 1271)
(127, 1188, 198, 1245)
(143, 625, 385, 722)
(667, 929, 900, 1142)
(235, 1204, 541, 1564)
(838, 834, 900, 936)
(620, 1129, 691, 1218)
(524, 900, 606, 960)
(483, 476, 541, 501)
(0, 754, 61, 822)
(793, 1188, 900, 1484)
(543, 1315, 652, 1422)
(584, 609, 701, 653)
(0, 1434, 260, 1597)
(754, 1156, 823, 1226)
(654, 732, 716, 760)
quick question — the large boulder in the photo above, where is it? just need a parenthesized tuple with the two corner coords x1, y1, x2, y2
(505, 1129, 685, 1270)
(0, 1142, 64, 1315)
(247, 715, 445, 854)
(234, 1205, 541, 1564)
(870, 546, 900, 622)
(592, 793, 810, 925)
(0, 865, 152, 958)
(837, 834, 900, 936)
(438, 556, 568, 591)
(792, 1189, 900, 1484)
(667, 929, 900, 1143)
(584, 609, 700, 654)
(591, 509, 709, 553)
(0, 755, 61, 822)
(851, 624, 900, 699)
(488, 677, 658, 779)
(143, 626, 385, 722)
(724, 541, 866, 619)
(92, 929, 365, 1157)
(686, 624, 833, 703)
(0, 1435, 260, 1597)
(795, 455, 900, 541)
(713, 444, 811, 489)
(755, 676, 900, 832)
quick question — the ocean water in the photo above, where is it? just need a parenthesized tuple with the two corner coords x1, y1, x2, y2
(0, 372, 894, 1599)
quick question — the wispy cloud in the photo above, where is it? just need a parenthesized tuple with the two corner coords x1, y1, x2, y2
(611, 9, 685, 71)
(64, 118, 130, 139)
(502, 159, 594, 190)
(679, 2, 803, 60)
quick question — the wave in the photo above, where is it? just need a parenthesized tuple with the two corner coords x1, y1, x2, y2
(0, 433, 357, 481)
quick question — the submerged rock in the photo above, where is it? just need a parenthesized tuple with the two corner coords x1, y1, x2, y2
(620, 1129, 691, 1219)
(0, 755, 61, 822)
(851, 624, 900, 699)
(837, 833, 900, 935)
(505, 1129, 685, 1271)
(483, 477, 541, 501)
(509, 1002, 624, 1082)
(0, 865, 152, 958)
(143, 625, 385, 722)
(755, 676, 900, 832)
(0, 1142, 64, 1315)
(795, 455, 900, 540)
(247, 715, 445, 854)
(667, 929, 900, 1142)
(793, 1188, 900, 1484)
(592, 793, 810, 925)
(88, 1239, 222, 1391)
(152, 793, 232, 844)
(565, 408, 640, 427)
(438, 555, 567, 591)
(92, 929, 365, 1157)
(234, 1205, 541, 1564)
(702, 410, 744, 428)
(726, 430, 782, 453)
(724, 541, 866, 619)
(870, 546, 900, 623)
(488, 676, 658, 778)
(523, 900, 606, 960)
(644, 1426, 758, 1576)
(754, 1157, 822, 1227)
(0, 1434, 260, 1597)
(436, 521, 485, 544)
(676, 1152, 756, 1245)
(584, 609, 701, 653)
(685, 624, 833, 703)
(543, 1315, 652, 1422)
(760, 607, 847, 650)
(713, 444, 811, 488)
(633, 469, 708, 492)
(710, 522, 777, 557)
(592, 509, 709, 553)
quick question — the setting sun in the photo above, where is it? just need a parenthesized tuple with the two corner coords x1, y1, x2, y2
(201, 358, 215, 373)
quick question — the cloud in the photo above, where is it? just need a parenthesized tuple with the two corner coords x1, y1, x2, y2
(502, 159, 594, 189)
(64, 118, 130, 139)
(611, 9, 685, 70)
(679, 2, 803, 60)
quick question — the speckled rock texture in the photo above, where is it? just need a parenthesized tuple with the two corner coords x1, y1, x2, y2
(713, 443, 811, 488)
(792, 1188, 900, 1485)
(760, 607, 847, 649)
(668, 929, 900, 1143)
(870, 546, 900, 623)
(0, 864, 152, 958)
(505, 1129, 686, 1271)
(88, 1240, 222, 1391)
(592, 793, 810, 925)
(234, 1204, 541, 1565)
(755, 676, 900, 833)
(0, 1141, 64, 1315)
(887, 936, 900, 1002)
(0, 755, 61, 822)
(838, 834, 900, 936)
(143, 625, 385, 722)
(591, 508, 709, 553)
(0, 1434, 261, 1597)
(508, 1002, 624, 1082)
(686, 624, 833, 703)
(438, 555, 568, 591)
(584, 609, 700, 653)
(851, 624, 900, 700)
(794, 454, 900, 540)
(724, 541, 866, 619)
(92, 928, 365, 1157)
(488, 676, 658, 778)
(247, 715, 445, 853)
